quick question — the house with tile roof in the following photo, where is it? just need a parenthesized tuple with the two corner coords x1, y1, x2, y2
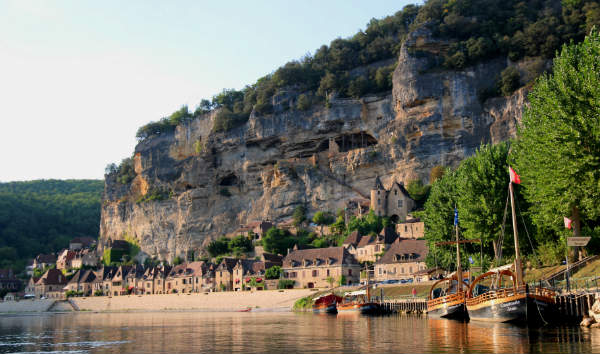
(282, 247, 361, 288)
(355, 226, 399, 263)
(34, 268, 67, 299)
(65, 269, 97, 295)
(0, 269, 22, 293)
(215, 258, 238, 291)
(373, 238, 428, 282)
(69, 236, 97, 251)
(32, 254, 57, 270)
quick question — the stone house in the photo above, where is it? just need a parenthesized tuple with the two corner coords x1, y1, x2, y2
(370, 176, 415, 221)
(140, 265, 170, 295)
(124, 265, 145, 294)
(187, 261, 214, 292)
(0, 269, 22, 292)
(355, 227, 398, 263)
(65, 269, 97, 295)
(166, 263, 196, 294)
(396, 219, 425, 239)
(373, 238, 428, 282)
(282, 247, 361, 288)
(215, 258, 238, 291)
(25, 276, 40, 296)
(104, 265, 132, 296)
(235, 220, 274, 242)
(35, 269, 67, 299)
(93, 266, 117, 296)
(413, 267, 446, 282)
(70, 249, 100, 269)
(231, 259, 279, 291)
(56, 249, 77, 270)
(32, 254, 56, 270)
(69, 236, 97, 251)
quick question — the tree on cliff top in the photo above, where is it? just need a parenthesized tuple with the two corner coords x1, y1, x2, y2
(513, 30, 600, 248)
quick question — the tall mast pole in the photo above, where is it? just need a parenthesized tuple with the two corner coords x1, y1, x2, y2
(455, 218, 462, 292)
(509, 182, 523, 286)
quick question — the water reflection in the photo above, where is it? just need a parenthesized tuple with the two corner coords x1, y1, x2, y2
(0, 312, 597, 354)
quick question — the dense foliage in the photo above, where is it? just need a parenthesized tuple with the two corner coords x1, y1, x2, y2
(513, 29, 600, 253)
(207, 234, 254, 258)
(0, 180, 103, 272)
(132, 0, 600, 140)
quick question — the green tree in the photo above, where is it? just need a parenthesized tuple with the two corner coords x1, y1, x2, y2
(296, 94, 311, 111)
(456, 142, 512, 259)
(206, 237, 229, 258)
(261, 227, 296, 255)
(172, 256, 183, 265)
(293, 205, 307, 227)
(326, 276, 335, 288)
(312, 211, 334, 235)
(500, 66, 521, 96)
(406, 179, 431, 209)
(513, 30, 600, 248)
(265, 265, 281, 279)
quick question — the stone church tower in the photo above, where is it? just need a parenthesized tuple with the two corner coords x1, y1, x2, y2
(370, 176, 415, 222)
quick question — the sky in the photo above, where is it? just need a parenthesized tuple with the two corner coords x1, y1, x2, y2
(0, 0, 417, 182)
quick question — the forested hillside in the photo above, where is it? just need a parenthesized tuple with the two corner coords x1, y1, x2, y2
(0, 180, 103, 272)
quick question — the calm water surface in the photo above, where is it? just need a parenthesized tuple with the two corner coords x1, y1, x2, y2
(0, 312, 598, 354)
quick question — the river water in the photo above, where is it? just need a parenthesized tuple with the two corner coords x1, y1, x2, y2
(0, 312, 598, 354)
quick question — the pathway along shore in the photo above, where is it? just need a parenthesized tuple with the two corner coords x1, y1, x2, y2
(0, 289, 316, 314)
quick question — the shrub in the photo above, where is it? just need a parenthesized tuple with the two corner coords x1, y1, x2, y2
(296, 94, 311, 111)
(278, 279, 295, 289)
(265, 266, 281, 280)
(536, 241, 566, 267)
(94, 290, 103, 296)
(499, 66, 520, 96)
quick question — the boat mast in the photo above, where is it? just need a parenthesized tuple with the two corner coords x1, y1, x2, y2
(509, 181, 523, 286)
(455, 216, 462, 292)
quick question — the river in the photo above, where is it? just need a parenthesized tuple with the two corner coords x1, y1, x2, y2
(0, 312, 598, 353)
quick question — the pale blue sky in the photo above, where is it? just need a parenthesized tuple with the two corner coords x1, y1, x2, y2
(0, 0, 416, 181)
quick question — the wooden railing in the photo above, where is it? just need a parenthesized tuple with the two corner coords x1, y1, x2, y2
(466, 286, 527, 306)
(427, 292, 465, 307)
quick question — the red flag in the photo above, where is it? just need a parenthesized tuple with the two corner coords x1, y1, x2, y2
(509, 167, 521, 184)
(564, 217, 572, 230)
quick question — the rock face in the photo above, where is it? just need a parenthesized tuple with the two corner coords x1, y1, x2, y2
(99, 26, 526, 260)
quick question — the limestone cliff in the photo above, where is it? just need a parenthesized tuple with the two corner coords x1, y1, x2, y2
(100, 26, 528, 260)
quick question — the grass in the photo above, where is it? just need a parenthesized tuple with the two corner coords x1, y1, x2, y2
(523, 264, 564, 283)
(571, 258, 600, 279)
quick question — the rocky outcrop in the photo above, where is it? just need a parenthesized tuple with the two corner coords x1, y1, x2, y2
(99, 26, 527, 261)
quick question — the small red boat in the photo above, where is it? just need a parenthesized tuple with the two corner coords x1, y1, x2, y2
(312, 293, 342, 314)
(238, 307, 252, 312)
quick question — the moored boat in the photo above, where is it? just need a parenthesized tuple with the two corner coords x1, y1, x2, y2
(312, 293, 342, 314)
(337, 289, 380, 315)
(465, 168, 556, 324)
(427, 276, 468, 320)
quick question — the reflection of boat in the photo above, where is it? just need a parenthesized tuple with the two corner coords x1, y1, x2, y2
(337, 288, 379, 315)
(466, 173, 556, 323)
(237, 307, 252, 312)
(312, 293, 342, 314)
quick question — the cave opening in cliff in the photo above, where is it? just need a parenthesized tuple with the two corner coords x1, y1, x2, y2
(218, 173, 239, 186)
(335, 132, 377, 152)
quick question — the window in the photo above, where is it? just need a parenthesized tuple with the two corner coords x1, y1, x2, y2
(146, 283, 150, 288)
(397, 200, 403, 208)
(375, 245, 380, 252)
(401, 267, 405, 274)
(158, 280, 161, 285)
(377, 199, 380, 205)
(377, 191, 380, 195)
(348, 269, 352, 276)
(409, 266, 413, 273)
(394, 189, 397, 195)
(312, 270, 318, 277)
(183, 279, 186, 285)
(405, 226, 408, 232)
(378, 268, 382, 275)
(326, 269, 330, 276)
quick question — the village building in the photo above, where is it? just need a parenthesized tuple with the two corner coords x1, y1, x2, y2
(355, 226, 399, 263)
(396, 219, 425, 239)
(124, 265, 145, 294)
(69, 236, 97, 251)
(56, 249, 77, 270)
(166, 263, 195, 294)
(25, 276, 40, 296)
(370, 176, 415, 221)
(188, 261, 214, 292)
(140, 265, 170, 295)
(32, 254, 57, 270)
(65, 269, 97, 295)
(282, 247, 361, 288)
(0, 269, 22, 292)
(93, 266, 117, 296)
(70, 249, 100, 269)
(35, 269, 67, 299)
(373, 238, 428, 282)
(413, 267, 446, 282)
(215, 258, 238, 291)
(234, 220, 274, 242)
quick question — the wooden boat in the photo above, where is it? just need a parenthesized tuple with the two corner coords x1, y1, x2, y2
(312, 293, 342, 314)
(336, 290, 379, 314)
(427, 275, 469, 319)
(465, 176, 556, 324)
(427, 215, 475, 320)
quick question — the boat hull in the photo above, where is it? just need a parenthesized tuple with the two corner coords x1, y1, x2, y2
(337, 302, 379, 315)
(313, 303, 338, 314)
(467, 292, 555, 323)
(428, 300, 468, 320)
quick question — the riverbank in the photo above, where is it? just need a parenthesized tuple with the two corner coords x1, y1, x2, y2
(0, 289, 316, 314)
